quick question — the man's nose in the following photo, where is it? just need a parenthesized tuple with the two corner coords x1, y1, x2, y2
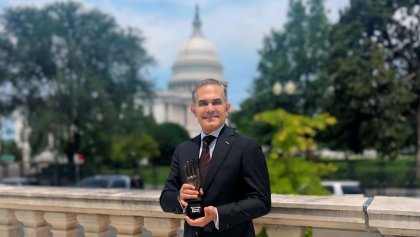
(207, 103, 215, 111)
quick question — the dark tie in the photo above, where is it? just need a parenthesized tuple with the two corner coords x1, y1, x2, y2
(199, 135, 216, 182)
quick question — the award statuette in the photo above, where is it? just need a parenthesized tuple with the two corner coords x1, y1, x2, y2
(184, 159, 205, 219)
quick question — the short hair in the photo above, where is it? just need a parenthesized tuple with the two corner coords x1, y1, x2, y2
(191, 78, 228, 103)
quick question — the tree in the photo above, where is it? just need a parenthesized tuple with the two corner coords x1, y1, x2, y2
(254, 109, 337, 195)
(231, 0, 331, 139)
(254, 108, 336, 160)
(376, 1, 420, 178)
(149, 122, 190, 165)
(321, 0, 414, 159)
(0, 140, 20, 164)
(0, 1, 154, 165)
(111, 133, 159, 172)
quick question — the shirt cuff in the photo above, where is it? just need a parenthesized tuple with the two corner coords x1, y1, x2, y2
(213, 207, 219, 229)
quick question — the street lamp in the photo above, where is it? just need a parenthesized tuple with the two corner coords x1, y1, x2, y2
(272, 81, 296, 96)
(272, 81, 282, 96)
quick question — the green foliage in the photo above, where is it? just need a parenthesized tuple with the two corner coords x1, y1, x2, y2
(0, 140, 20, 163)
(0, 1, 155, 165)
(232, 0, 418, 172)
(256, 227, 268, 237)
(254, 108, 336, 159)
(111, 133, 159, 169)
(267, 157, 336, 195)
(321, 0, 415, 158)
(232, 0, 331, 140)
(148, 122, 190, 165)
(255, 108, 337, 195)
(305, 227, 313, 237)
(256, 226, 312, 237)
(372, 1, 420, 176)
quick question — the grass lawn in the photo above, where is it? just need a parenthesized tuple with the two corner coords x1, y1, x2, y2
(139, 165, 171, 187)
(322, 156, 417, 188)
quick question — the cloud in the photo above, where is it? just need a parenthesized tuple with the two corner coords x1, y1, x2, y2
(88, 0, 292, 93)
(204, 1, 288, 51)
(0, 0, 350, 105)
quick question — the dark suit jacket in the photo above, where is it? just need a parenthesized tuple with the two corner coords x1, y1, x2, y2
(160, 125, 271, 237)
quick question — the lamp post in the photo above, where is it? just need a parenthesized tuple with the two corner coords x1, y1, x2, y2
(273, 80, 296, 112)
(272, 81, 282, 96)
(273, 81, 296, 96)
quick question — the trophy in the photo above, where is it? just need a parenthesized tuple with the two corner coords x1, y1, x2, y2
(184, 159, 205, 219)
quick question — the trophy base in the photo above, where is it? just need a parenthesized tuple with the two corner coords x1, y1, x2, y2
(186, 199, 204, 219)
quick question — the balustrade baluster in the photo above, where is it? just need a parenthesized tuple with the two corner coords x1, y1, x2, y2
(144, 217, 180, 237)
(110, 215, 144, 237)
(0, 209, 19, 237)
(77, 214, 110, 237)
(179, 219, 184, 232)
(15, 210, 48, 237)
(44, 212, 78, 237)
(253, 223, 264, 236)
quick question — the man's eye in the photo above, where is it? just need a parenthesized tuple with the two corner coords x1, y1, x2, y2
(212, 100, 222, 105)
(198, 102, 208, 106)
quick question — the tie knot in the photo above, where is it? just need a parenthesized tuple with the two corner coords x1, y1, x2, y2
(202, 135, 216, 146)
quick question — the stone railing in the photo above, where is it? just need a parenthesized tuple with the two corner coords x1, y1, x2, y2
(0, 186, 419, 237)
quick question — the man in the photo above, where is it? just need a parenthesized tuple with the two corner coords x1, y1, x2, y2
(160, 78, 271, 237)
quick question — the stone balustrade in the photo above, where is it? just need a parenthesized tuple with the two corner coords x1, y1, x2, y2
(0, 186, 419, 237)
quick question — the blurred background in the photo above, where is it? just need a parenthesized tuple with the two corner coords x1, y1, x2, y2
(0, 0, 419, 198)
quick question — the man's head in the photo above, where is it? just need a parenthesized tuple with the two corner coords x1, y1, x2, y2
(191, 78, 231, 134)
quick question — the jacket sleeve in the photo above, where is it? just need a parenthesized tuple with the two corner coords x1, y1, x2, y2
(216, 140, 271, 229)
(159, 145, 184, 214)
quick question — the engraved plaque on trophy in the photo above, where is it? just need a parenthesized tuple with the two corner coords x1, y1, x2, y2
(184, 159, 205, 219)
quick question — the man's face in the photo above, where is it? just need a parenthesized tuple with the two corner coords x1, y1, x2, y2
(191, 84, 231, 134)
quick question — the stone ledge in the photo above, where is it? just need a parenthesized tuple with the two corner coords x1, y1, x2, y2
(0, 186, 170, 217)
(368, 196, 420, 236)
(258, 195, 368, 230)
(2, 186, 420, 236)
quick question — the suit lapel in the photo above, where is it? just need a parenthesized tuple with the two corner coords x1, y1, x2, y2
(203, 125, 236, 192)
(190, 135, 201, 158)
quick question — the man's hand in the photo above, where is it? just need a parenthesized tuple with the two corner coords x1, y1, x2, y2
(184, 206, 217, 227)
(179, 183, 199, 207)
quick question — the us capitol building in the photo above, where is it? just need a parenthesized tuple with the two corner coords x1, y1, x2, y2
(143, 6, 226, 137)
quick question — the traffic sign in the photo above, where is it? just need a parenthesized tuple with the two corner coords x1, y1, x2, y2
(1, 154, 15, 162)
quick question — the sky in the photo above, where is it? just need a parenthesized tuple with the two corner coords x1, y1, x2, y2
(0, 0, 350, 107)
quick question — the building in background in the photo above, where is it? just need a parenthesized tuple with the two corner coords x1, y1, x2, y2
(0, 110, 31, 176)
(142, 6, 226, 137)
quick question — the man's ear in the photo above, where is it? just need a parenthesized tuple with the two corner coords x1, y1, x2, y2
(226, 103, 231, 112)
(190, 105, 197, 117)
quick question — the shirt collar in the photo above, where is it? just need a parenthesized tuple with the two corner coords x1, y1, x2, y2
(200, 123, 225, 140)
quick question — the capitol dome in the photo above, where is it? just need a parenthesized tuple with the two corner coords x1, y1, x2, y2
(143, 5, 226, 137)
(169, 6, 224, 93)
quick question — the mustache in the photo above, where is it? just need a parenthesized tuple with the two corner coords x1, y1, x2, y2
(203, 113, 219, 119)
